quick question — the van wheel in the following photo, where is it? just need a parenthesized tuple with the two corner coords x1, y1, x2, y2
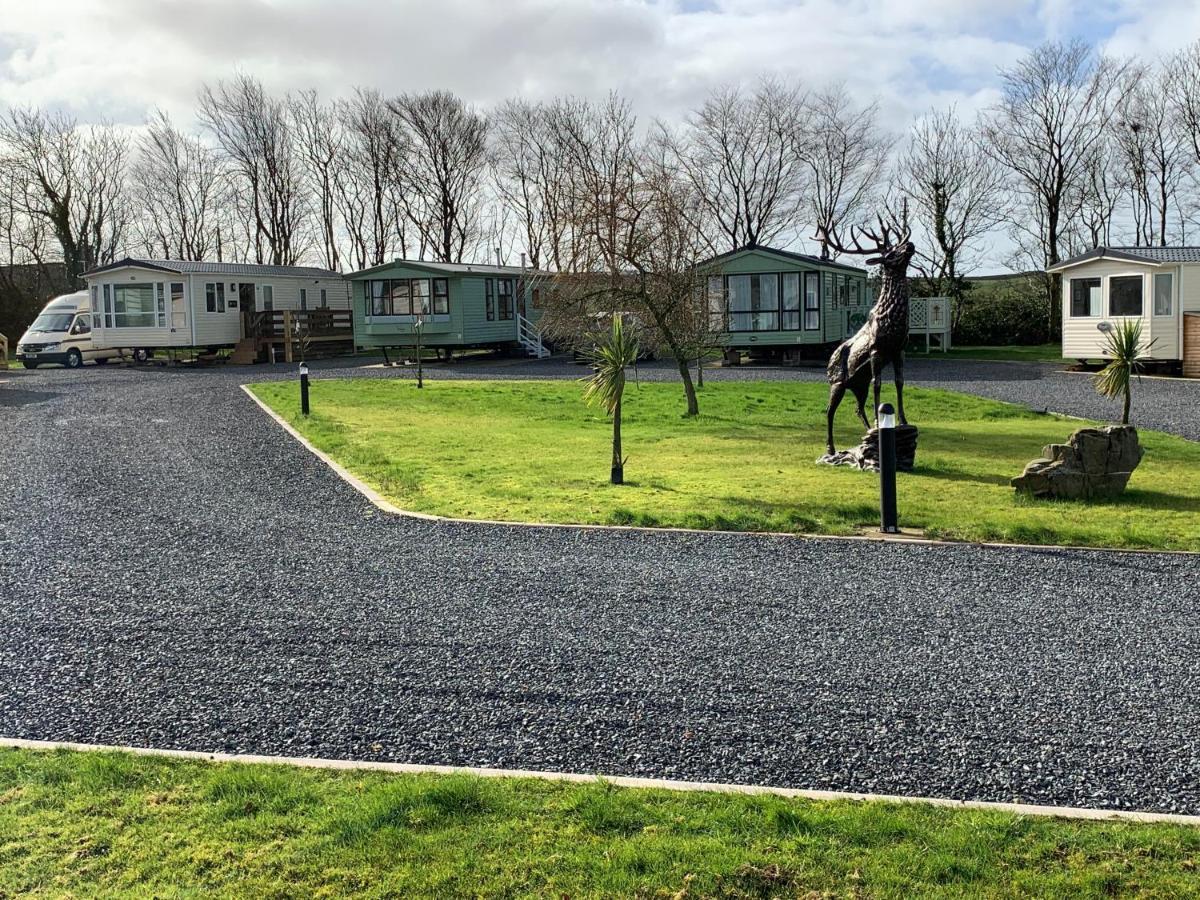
(65, 349, 83, 369)
(22, 361, 39, 369)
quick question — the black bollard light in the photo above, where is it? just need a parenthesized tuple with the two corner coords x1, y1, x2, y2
(878, 402, 898, 534)
(299, 361, 310, 416)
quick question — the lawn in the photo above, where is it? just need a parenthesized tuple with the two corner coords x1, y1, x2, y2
(249, 378, 1200, 551)
(908, 343, 1064, 363)
(3, 748, 1198, 898)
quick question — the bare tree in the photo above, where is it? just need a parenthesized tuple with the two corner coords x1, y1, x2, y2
(130, 109, 230, 260)
(659, 79, 809, 252)
(490, 98, 583, 270)
(198, 73, 308, 265)
(897, 107, 1006, 306)
(1074, 138, 1122, 248)
(337, 88, 410, 268)
(0, 108, 129, 283)
(290, 90, 343, 270)
(546, 95, 716, 415)
(982, 40, 1129, 334)
(1115, 66, 1190, 247)
(389, 90, 488, 263)
(802, 85, 889, 260)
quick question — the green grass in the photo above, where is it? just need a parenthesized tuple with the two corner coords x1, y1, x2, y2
(2, 748, 1198, 897)
(249, 379, 1200, 551)
(908, 343, 1064, 362)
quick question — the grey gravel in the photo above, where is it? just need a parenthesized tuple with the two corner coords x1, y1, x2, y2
(1, 361, 1199, 815)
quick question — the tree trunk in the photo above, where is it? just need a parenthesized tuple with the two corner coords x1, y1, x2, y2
(696, 355, 705, 389)
(675, 353, 699, 416)
(611, 395, 624, 484)
(1122, 385, 1131, 426)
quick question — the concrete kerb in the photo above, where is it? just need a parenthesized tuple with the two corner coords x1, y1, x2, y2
(240, 383, 1199, 557)
(5, 737, 1199, 827)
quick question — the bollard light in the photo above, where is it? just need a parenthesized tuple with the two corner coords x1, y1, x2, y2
(878, 402, 898, 534)
(299, 361, 311, 416)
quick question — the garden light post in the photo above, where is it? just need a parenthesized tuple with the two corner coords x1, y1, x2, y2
(414, 315, 424, 389)
(878, 402, 898, 533)
(299, 361, 310, 416)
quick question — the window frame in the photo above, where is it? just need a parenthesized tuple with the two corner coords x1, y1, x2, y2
(1068, 277, 1101, 318)
(299, 287, 307, 311)
(111, 282, 159, 328)
(320, 287, 328, 308)
(1108, 274, 1144, 317)
(803, 273, 821, 331)
(1153, 271, 1174, 317)
(205, 282, 226, 314)
(432, 278, 449, 315)
(497, 278, 513, 320)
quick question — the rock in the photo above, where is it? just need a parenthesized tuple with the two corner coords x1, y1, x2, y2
(1012, 426, 1144, 500)
(817, 424, 919, 472)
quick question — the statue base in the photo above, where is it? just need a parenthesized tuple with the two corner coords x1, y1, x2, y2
(817, 424, 919, 472)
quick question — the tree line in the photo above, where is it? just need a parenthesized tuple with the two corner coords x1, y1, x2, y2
(5, 38, 1200, 346)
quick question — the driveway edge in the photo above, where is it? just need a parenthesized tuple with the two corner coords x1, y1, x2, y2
(5, 737, 1198, 827)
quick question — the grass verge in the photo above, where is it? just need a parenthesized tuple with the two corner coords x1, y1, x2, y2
(2, 748, 1199, 898)
(908, 343, 1064, 363)
(249, 379, 1200, 551)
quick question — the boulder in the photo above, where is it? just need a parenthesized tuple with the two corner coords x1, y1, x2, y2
(817, 424, 919, 472)
(1012, 426, 1144, 500)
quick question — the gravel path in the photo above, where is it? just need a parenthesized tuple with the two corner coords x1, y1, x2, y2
(1, 362, 1199, 815)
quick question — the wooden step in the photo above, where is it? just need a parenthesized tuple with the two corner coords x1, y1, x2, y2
(228, 338, 259, 366)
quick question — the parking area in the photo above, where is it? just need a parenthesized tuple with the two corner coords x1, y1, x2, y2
(1, 361, 1198, 814)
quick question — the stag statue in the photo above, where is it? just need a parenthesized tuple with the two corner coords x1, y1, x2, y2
(817, 211, 916, 458)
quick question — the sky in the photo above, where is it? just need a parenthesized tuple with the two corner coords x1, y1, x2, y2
(2, 0, 1200, 268)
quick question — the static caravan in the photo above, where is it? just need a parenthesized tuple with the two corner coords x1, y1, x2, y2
(1048, 247, 1200, 375)
(706, 246, 874, 363)
(82, 258, 350, 353)
(348, 260, 548, 358)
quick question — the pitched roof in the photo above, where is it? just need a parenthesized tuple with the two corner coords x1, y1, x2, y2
(347, 258, 533, 278)
(705, 244, 867, 274)
(84, 257, 342, 278)
(1045, 246, 1200, 271)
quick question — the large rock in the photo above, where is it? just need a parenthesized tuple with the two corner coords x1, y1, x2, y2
(817, 424, 919, 472)
(1012, 426, 1144, 500)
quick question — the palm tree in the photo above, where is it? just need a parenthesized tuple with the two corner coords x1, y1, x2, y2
(583, 315, 640, 485)
(1094, 319, 1157, 425)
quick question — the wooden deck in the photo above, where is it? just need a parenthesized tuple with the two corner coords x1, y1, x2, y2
(244, 309, 354, 363)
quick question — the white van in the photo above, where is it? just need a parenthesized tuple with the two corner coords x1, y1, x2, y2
(16, 291, 127, 369)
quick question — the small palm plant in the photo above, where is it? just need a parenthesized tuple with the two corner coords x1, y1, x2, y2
(583, 314, 639, 485)
(1094, 319, 1157, 425)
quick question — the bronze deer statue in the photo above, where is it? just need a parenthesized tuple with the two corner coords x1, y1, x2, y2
(817, 215, 916, 456)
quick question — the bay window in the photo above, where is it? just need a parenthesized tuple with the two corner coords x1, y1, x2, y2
(112, 283, 157, 327)
(1109, 275, 1143, 316)
(411, 278, 431, 316)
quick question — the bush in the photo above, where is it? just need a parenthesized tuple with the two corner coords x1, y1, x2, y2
(953, 276, 1056, 345)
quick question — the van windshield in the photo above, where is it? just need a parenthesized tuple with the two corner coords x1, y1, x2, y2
(30, 313, 76, 333)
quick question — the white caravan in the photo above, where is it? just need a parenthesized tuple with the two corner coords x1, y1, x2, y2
(16, 291, 127, 369)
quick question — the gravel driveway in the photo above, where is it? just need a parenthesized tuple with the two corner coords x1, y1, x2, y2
(1, 361, 1198, 815)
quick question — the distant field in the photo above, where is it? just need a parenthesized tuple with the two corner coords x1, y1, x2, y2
(251, 379, 1200, 551)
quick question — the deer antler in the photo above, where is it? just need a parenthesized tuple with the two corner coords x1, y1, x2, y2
(816, 222, 885, 257)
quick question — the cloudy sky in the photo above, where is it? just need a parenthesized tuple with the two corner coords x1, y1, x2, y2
(2, 0, 1199, 267)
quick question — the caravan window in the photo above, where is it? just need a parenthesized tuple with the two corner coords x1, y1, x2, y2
(298, 288, 306, 310)
(263, 285, 275, 311)
(497, 279, 513, 319)
(412, 279, 431, 316)
(320, 288, 328, 308)
(781, 273, 801, 330)
(803, 273, 820, 330)
(485, 279, 495, 320)
(112, 284, 157, 327)
(433, 278, 449, 314)
(1109, 275, 1143, 316)
(1069, 278, 1101, 317)
(1154, 273, 1173, 316)
(205, 283, 226, 313)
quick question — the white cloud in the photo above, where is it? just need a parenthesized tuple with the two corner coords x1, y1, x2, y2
(1, 0, 1190, 270)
